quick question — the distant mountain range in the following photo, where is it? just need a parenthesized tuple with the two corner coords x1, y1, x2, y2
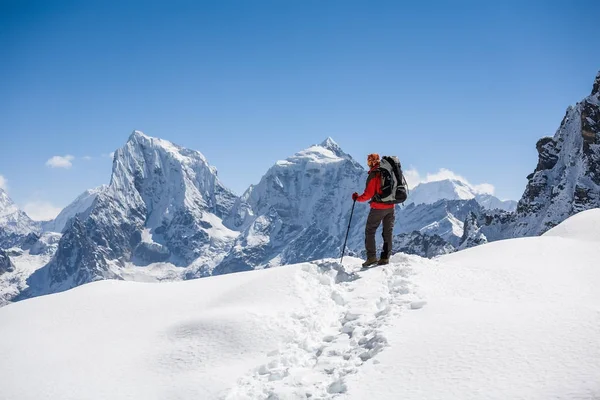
(1, 70, 598, 306)
(406, 179, 517, 212)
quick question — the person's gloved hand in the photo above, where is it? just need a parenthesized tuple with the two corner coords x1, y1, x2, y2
(352, 192, 359, 201)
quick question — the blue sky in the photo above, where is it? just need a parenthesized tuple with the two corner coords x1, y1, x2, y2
(1, 0, 599, 219)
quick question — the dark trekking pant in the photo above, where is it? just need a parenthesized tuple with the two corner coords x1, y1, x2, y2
(365, 208, 395, 259)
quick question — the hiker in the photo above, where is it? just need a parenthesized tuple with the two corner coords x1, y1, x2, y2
(352, 153, 396, 267)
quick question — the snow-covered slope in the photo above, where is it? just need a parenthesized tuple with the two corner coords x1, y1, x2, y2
(0, 188, 39, 248)
(0, 235, 58, 306)
(214, 138, 370, 275)
(1, 209, 598, 400)
(23, 131, 239, 298)
(42, 185, 107, 233)
(407, 179, 517, 211)
(344, 209, 600, 400)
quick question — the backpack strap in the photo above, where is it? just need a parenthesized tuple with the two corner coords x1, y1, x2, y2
(365, 170, 379, 189)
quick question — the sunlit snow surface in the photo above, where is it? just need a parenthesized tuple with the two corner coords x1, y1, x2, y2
(1, 210, 599, 400)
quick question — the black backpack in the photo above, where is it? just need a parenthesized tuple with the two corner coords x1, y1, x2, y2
(371, 156, 408, 204)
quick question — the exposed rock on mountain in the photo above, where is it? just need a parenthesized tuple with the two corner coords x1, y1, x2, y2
(392, 231, 455, 258)
(42, 185, 107, 233)
(0, 249, 14, 275)
(0, 188, 39, 248)
(469, 71, 600, 243)
(25, 131, 239, 296)
(458, 212, 488, 250)
(213, 138, 369, 275)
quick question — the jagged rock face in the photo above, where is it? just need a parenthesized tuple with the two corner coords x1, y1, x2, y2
(395, 199, 483, 247)
(28, 131, 239, 295)
(392, 231, 455, 258)
(592, 72, 600, 98)
(459, 212, 488, 250)
(33, 217, 117, 291)
(0, 189, 39, 248)
(213, 139, 370, 275)
(513, 73, 600, 236)
(463, 71, 600, 245)
(0, 249, 14, 275)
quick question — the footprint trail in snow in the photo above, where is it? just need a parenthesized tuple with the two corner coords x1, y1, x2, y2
(223, 254, 430, 400)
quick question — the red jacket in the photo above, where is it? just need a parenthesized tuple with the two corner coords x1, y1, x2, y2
(356, 167, 395, 210)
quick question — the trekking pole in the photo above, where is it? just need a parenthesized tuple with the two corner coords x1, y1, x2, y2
(340, 199, 356, 265)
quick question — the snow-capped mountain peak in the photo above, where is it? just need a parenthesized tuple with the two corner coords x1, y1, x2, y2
(406, 179, 517, 212)
(215, 139, 368, 275)
(0, 188, 39, 248)
(281, 138, 356, 167)
(42, 185, 107, 233)
(0, 189, 18, 219)
(318, 137, 348, 158)
(23, 131, 240, 297)
(111, 130, 224, 221)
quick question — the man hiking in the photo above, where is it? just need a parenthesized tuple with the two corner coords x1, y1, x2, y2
(352, 153, 395, 268)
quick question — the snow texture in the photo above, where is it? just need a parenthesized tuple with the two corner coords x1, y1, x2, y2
(1, 209, 599, 399)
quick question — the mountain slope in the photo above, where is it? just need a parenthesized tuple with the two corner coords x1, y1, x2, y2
(24, 131, 239, 297)
(0, 188, 39, 248)
(42, 185, 107, 233)
(214, 138, 370, 275)
(1, 210, 598, 400)
(513, 71, 600, 235)
(474, 71, 600, 242)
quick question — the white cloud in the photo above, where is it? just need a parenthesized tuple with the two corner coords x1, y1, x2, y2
(22, 201, 63, 221)
(405, 167, 495, 195)
(101, 152, 115, 160)
(403, 168, 422, 190)
(46, 155, 75, 169)
(472, 183, 495, 195)
(82, 156, 93, 161)
(0, 175, 6, 190)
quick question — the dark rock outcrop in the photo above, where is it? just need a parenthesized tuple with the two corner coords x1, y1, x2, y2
(0, 249, 14, 275)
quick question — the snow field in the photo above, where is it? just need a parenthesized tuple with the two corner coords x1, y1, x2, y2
(342, 225, 600, 400)
(0, 254, 427, 400)
(1, 210, 600, 400)
(225, 255, 427, 399)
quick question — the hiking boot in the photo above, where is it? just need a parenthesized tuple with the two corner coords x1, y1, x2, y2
(377, 258, 389, 265)
(362, 257, 378, 268)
